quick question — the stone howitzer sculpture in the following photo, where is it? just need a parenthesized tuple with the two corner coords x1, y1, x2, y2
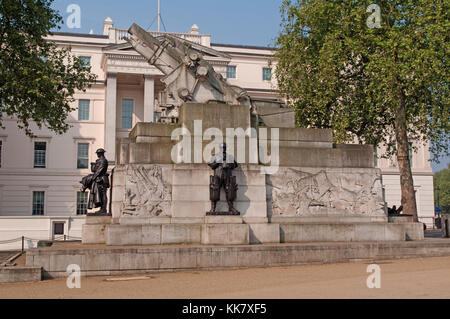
(127, 23, 253, 121)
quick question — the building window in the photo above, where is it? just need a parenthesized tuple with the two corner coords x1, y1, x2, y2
(34, 142, 46, 168)
(32, 191, 45, 215)
(122, 99, 134, 129)
(263, 67, 272, 81)
(78, 100, 90, 121)
(226, 66, 236, 79)
(79, 56, 91, 69)
(77, 191, 88, 215)
(77, 143, 89, 169)
(53, 222, 65, 235)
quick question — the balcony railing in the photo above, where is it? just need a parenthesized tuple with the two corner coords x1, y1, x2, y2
(111, 28, 211, 47)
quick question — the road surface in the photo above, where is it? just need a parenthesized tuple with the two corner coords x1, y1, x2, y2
(1, 256, 449, 299)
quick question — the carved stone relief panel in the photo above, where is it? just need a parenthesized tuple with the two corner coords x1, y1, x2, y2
(268, 168, 385, 217)
(122, 165, 172, 217)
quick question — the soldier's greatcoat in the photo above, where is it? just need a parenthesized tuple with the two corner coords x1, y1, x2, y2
(86, 156, 109, 209)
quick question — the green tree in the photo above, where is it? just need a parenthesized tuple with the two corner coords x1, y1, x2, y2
(435, 164, 450, 214)
(275, 0, 449, 221)
(0, 0, 96, 136)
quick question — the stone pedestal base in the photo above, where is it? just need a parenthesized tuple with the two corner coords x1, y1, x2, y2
(201, 224, 249, 245)
(106, 222, 252, 246)
(82, 216, 112, 244)
(388, 214, 415, 223)
(86, 218, 424, 246)
(279, 222, 423, 242)
(95, 220, 424, 246)
(249, 224, 280, 244)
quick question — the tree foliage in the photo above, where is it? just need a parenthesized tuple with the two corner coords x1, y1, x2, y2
(435, 164, 450, 214)
(275, 0, 449, 160)
(0, 0, 96, 136)
(275, 0, 449, 219)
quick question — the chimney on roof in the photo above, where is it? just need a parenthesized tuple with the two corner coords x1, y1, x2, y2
(189, 24, 200, 35)
(103, 17, 114, 35)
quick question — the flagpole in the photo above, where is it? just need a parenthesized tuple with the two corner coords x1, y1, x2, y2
(158, 0, 161, 32)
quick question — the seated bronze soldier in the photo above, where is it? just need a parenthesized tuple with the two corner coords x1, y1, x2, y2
(80, 148, 109, 214)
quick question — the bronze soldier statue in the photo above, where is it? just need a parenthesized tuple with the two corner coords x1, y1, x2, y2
(80, 148, 110, 215)
(207, 143, 240, 215)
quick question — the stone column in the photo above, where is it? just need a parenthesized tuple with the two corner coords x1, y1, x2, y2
(105, 72, 117, 163)
(144, 75, 155, 122)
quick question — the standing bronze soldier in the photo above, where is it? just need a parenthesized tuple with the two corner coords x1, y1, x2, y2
(207, 143, 240, 215)
(80, 148, 110, 215)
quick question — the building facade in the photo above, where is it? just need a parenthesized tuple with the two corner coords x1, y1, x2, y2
(0, 18, 435, 249)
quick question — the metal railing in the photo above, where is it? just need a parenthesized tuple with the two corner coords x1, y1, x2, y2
(113, 28, 207, 45)
(0, 235, 82, 252)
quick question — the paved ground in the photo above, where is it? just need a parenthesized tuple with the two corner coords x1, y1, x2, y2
(1, 256, 450, 299)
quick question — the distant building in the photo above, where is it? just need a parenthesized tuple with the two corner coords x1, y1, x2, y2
(0, 18, 434, 249)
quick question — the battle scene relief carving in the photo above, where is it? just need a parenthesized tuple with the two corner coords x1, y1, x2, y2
(122, 165, 172, 217)
(268, 168, 385, 217)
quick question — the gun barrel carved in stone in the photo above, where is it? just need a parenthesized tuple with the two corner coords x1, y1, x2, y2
(127, 23, 252, 118)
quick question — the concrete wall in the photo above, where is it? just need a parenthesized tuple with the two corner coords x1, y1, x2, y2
(26, 240, 450, 278)
(0, 267, 42, 283)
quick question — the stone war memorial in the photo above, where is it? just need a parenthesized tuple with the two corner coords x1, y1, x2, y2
(82, 24, 423, 246)
(25, 24, 427, 278)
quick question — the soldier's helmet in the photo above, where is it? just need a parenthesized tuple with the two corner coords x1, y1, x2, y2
(96, 148, 106, 154)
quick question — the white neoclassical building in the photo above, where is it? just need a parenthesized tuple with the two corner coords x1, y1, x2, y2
(0, 18, 435, 249)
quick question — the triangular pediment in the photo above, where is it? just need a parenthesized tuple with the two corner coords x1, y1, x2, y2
(103, 35, 231, 60)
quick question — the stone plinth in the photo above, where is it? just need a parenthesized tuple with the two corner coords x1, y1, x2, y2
(105, 216, 279, 246)
(82, 216, 112, 244)
(248, 224, 280, 244)
(0, 267, 42, 283)
(103, 219, 423, 246)
(106, 222, 252, 246)
(388, 215, 415, 223)
(85, 102, 426, 247)
(252, 100, 296, 128)
(279, 222, 423, 242)
(27, 241, 450, 279)
(201, 224, 249, 245)
(179, 103, 251, 136)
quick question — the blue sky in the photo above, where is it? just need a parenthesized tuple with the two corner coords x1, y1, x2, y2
(50, 0, 449, 172)
(51, 0, 283, 47)
(433, 154, 450, 172)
